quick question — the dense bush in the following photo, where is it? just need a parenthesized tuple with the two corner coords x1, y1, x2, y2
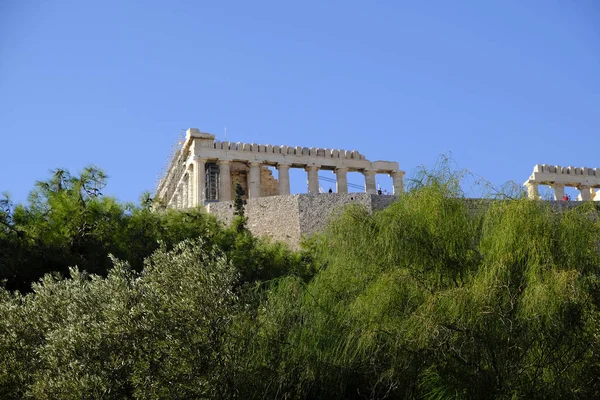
(0, 167, 309, 292)
(1, 164, 599, 398)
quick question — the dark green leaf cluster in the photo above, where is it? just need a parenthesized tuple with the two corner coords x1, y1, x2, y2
(0, 167, 307, 293)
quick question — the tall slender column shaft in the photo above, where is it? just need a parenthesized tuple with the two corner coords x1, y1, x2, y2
(249, 162, 261, 198)
(182, 176, 188, 208)
(589, 187, 597, 200)
(176, 185, 183, 208)
(306, 165, 320, 194)
(187, 166, 194, 207)
(551, 184, 565, 200)
(526, 182, 539, 200)
(579, 185, 592, 201)
(363, 169, 377, 194)
(193, 158, 206, 206)
(390, 171, 405, 195)
(218, 160, 232, 201)
(277, 163, 291, 195)
(335, 167, 348, 194)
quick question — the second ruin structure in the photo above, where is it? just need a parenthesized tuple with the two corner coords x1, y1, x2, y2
(525, 164, 600, 201)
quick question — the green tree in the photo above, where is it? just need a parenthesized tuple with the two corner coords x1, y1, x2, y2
(0, 240, 239, 399)
(0, 166, 228, 292)
(241, 162, 600, 399)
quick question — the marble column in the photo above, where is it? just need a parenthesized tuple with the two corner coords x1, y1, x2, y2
(525, 182, 539, 200)
(218, 160, 232, 201)
(306, 165, 320, 194)
(363, 169, 377, 194)
(176, 185, 183, 208)
(551, 184, 565, 200)
(182, 176, 188, 208)
(193, 158, 206, 206)
(187, 166, 194, 207)
(249, 162, 261, 198)
(277, 163, 291, 195)
(335, 167, 348, 194)
(390, 171, 405, 195)
(579, 185, 592, 201)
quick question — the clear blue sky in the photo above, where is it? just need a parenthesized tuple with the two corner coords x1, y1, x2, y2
(1, 0, 599, 203)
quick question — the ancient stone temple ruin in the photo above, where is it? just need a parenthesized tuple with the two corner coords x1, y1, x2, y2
(155, 128, 405, 208)
(524, 164, 600, 201)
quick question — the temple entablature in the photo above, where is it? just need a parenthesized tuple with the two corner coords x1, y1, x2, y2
(524, 164, 600, 201)
(155, 128, 405, 209)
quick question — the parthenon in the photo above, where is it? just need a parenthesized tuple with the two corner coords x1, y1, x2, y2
(525, 164, 600, 201)
(155, 128, 405, 208)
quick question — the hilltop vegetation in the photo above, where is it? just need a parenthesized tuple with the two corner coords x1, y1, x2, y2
(1, 165, 599, 399)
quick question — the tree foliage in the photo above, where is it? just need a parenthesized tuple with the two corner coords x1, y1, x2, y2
(1, 163, 599, 398)
(0, 166, 307, 293)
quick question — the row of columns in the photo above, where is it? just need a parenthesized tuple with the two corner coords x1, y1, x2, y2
(172, 158, 405, 207)
(298, 164, 404, 196)
(526, 182, 598, 201)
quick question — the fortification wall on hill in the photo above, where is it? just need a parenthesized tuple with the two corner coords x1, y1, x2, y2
(206, 193, 397, 248)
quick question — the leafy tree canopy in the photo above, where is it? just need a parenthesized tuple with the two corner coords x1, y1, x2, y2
(1, 161, 599, 399)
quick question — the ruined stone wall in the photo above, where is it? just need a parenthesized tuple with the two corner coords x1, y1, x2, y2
(370, 193, 398, 211)
(296, 194, 395, 240)
(206, 195, 302, 245)
(206, 195, 588, 250)
(230, 162, 249, 199)
(228, 162, 279, 199)
(206, 193, 398, 249)
(260, 167, 279, 197)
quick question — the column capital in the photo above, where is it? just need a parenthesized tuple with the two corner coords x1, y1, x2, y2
(249, 161, 262, 167)
(335, 167, 349, 173)
(194, 156, 208, 163)
(217, 159, 231, 165)
(390, 170, 405, 178)
(277, 162, 292, 168)
(362, 169, 377, 177)
(305, 165, 320, 171)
